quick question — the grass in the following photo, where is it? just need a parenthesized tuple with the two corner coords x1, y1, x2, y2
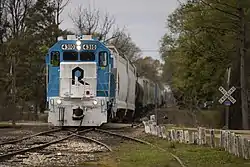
(0, 122, 24, 128)
(113, 142, 179, 167)
(0, 122, 13, 128)
(81, 142, 179, 167)
(80, 135, 250, 167)
(143, 135, 250, 167)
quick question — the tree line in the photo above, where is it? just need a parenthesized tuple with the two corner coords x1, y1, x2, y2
(0, 0, 163, 121)
(160, 0, 250, 129)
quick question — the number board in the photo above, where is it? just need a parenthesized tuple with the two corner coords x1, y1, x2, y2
(61, 44, 76, 50)
(82, 44, 97, 50)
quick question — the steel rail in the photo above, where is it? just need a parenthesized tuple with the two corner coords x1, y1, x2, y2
(0, 128, 62, 145)
(73, 134, 112, 152)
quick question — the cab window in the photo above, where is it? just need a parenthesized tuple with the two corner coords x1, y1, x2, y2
(99, 51, 108, 67)
(63, 51, 78, 61)
(50, 51, 60, 67)
(80, 52, 95, 61)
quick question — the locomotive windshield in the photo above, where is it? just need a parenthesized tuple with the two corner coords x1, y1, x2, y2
(63, 51, 78, 61)
(80, 52, 95, 61)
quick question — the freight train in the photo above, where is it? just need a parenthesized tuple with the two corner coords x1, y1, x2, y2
(46, 35, 168, 127)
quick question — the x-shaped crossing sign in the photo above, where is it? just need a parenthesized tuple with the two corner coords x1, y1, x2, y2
(218, 86, 236, 104)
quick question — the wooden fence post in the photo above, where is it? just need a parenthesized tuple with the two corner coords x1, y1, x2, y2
(243, 138, 249, 159)
(143, 121, 151, 134)
(184, 130, 189, 143)
(198, 127, 202, 145)
(220, 130, 225, 148)
(229, 132, 235, 154)
(160, 126, 167, 139)
(247, 140, 250, 159)
(201, 128, 206, 145)
(225, 131, 229, 151)
(156, 125, 161, 137)
(190, 132, 195, 144)
(179, 130, 184, 143)
(168, 130, 172, 141)
(237, 135, 242, 157)
(194, 131, 198, 145)
(210, 129, 215, 148)
(170, 129, 175, 141)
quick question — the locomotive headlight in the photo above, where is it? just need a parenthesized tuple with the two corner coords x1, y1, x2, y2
(92, 100, 98, 105)
(56, 99, 62, 104)
(76, 40, 81, 46)
(76, 45, 81, 51)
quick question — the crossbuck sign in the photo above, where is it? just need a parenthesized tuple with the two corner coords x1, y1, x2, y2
(218, 86, 236, 104)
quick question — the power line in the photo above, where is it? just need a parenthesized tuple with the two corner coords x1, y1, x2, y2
(141, 49, 159, 52)
(140, 50, 185, 53)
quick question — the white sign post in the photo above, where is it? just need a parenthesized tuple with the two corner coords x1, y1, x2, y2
(218, 86, 236, 105)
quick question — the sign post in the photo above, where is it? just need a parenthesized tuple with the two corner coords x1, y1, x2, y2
(218, 86, 236, 129)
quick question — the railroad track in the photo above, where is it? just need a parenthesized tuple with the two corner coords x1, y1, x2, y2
(0, 128, 62, 145)
(0, 125, 184, 167)
(0, 126, 139, 160)
(0, 128, 92, 160)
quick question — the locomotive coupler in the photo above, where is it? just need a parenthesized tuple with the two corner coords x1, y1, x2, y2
(72, 106, 85, 120)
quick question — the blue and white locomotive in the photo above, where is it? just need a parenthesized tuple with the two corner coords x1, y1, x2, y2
(46, 35, 137, 126)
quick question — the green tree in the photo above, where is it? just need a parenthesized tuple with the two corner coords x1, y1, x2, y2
(0, 0, 69, 120)
(134, 56, 163, 84)
(160, 0, 250, 125)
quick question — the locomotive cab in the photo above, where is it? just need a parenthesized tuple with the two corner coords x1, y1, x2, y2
(46, 35, 114, 127)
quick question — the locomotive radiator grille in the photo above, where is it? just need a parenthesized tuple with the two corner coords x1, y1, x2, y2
(59, 62, 97, 98)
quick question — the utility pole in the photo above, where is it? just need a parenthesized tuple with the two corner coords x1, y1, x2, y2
(238, 4, 249, 129)
(225, 67, 231, 129)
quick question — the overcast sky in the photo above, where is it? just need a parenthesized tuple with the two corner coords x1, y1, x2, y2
(59, 0, 180, 60)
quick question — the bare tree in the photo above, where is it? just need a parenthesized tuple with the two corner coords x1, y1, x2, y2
(6, 0, 33, 39)
(110, 29, 141, 61)
(69, 5, 115, 41)
(51, 0, 70, 42)
(54, 0, 70, 25)
(0, 0, 9, 43)
(98, 12, 115, 40)
(69, 5, 141, 61)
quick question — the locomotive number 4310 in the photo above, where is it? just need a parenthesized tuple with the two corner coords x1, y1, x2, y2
(82, 44, 97, 50)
